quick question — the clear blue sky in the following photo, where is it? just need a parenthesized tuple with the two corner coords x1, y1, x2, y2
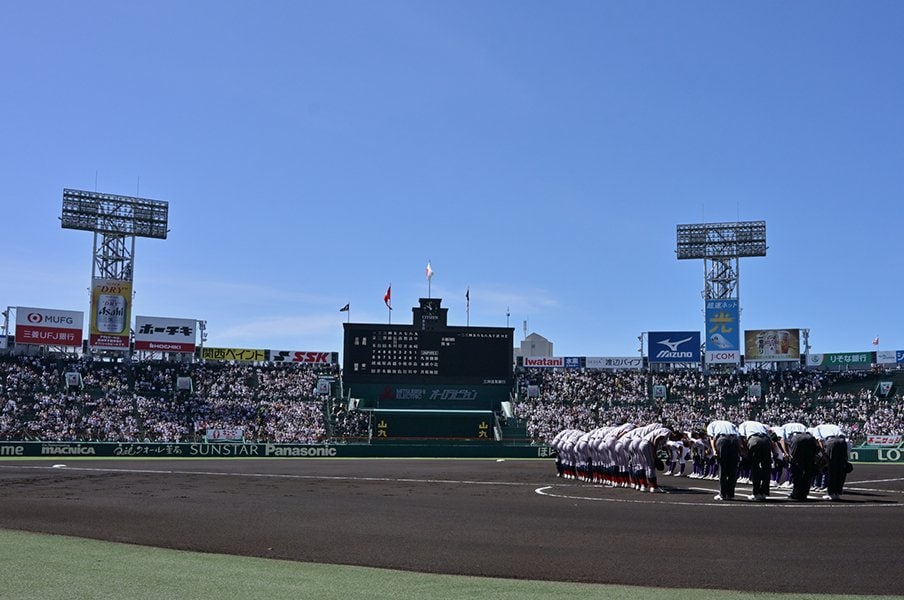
(2, 1, 902, 357)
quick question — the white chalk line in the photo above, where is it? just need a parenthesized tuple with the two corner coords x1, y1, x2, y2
(535, 483, 904, 508)
(0, 464, 541, 488)
(4, 464, 903, 506)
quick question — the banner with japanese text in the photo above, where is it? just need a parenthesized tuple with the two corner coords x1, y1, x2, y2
(705, 300, 740, 364)
(806, 352, 872, 368)
(134, 316, 197, 353)
(201, 347, 266, 362)
(15, 306, 84, 347)
(89, 279, 132, 350)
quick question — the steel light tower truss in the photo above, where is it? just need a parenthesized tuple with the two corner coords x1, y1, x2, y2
(61, 188, 169, 281)
(676, 221, 766, 300)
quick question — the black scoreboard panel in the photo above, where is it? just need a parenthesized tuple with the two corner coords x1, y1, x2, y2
(343, 324, 514, 386)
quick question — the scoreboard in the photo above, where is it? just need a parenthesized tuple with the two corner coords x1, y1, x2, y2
(342, 298, 514, 411)
(343, 325, 513, 384)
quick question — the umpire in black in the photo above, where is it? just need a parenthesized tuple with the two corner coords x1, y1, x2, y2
(788, 429, 820, 501)
(811, 424, 850, 501)
(738, 420, 774, 502)
(706, 420, 741, 501)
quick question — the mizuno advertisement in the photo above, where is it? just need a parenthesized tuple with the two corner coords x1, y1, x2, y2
(647, 331, 701, 363)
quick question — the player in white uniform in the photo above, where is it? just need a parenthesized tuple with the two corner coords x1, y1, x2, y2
(688, 431, 708, 479)
(636, 426, 674, 493)
(587, 426, 613, 484)
(604, 423, 636, 487)
(623, 423, 664, 491)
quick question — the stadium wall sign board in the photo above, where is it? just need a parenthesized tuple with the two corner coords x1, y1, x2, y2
(134, 316, 197, 353)
(0, 441, 898, 462)
(0, 442, 556, 459)
(875, 350, 904, 364)
(647, 331, 701, 363)
(806, 352, 872, 368)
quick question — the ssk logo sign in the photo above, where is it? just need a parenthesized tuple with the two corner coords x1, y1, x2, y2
(270, 350, 336, 364)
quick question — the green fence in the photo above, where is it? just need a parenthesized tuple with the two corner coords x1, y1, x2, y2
(2, 441, 901, 462)
(0, 441, 554, 459)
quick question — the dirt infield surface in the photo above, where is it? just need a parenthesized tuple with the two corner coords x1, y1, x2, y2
(1, 459, 903, 595)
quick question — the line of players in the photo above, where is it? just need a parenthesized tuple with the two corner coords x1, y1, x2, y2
(550, 420, 852, 502)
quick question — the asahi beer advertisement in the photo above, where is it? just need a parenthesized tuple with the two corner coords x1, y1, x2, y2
(705, 300, 740, 364)
(89, 279, 132, 350)
(744, 328, 801, 362)
(134, 316, 197, 353)
(15, 306, 84, 347)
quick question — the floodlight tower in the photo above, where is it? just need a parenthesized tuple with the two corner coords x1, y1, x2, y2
(676, 221, 766, 300)
(61, 188, 169, 281)
(676, 221, 767, 366)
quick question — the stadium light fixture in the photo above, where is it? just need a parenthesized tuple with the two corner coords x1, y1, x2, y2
(676, 221, 766, 260)
(61, 188, 169, 240)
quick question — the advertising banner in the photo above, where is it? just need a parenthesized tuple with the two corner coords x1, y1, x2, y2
(268, 350, 338, 365)
(201, 347, 266, 362)
(877, 351, 899, 364)
(586, 356, 643, 370)
(134, 316, 197, 353)
(806, 352, 872, 368)
(522, 356, 565, 368)
(705, 300, 740, 364)
(648, 331, 701, 363)
(744, 328, 801, 362)
(15, 306, 84, 347)
(564, 357, 582, 369)
(866, 435, 902, 447)
(205, 428, 244, 442)
(89, 279, 132, 350)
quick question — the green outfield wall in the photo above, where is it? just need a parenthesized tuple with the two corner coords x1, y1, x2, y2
(0, 441, 554, 459)
(1, 441, 901, 462)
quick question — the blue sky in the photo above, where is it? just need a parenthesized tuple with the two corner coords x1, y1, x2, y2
(2, 1, 902, 357)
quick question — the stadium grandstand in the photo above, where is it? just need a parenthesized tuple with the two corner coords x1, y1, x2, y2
(1, 353, 901, 447)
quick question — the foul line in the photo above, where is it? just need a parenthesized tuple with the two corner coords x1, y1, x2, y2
(0, 464, 543, 488)
(535, 484, 904, 508)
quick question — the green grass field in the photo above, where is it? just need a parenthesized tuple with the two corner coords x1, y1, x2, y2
(2, 529, 901, 600)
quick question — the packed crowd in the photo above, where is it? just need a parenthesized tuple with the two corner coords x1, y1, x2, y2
(514, 368, 902, 446)
(1, 355, 900, 446)
(0, 356, 357, 443)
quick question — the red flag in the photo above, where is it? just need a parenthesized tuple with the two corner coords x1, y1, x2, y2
(384, 285, 392, 310)
(872, 336, 880, 346)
